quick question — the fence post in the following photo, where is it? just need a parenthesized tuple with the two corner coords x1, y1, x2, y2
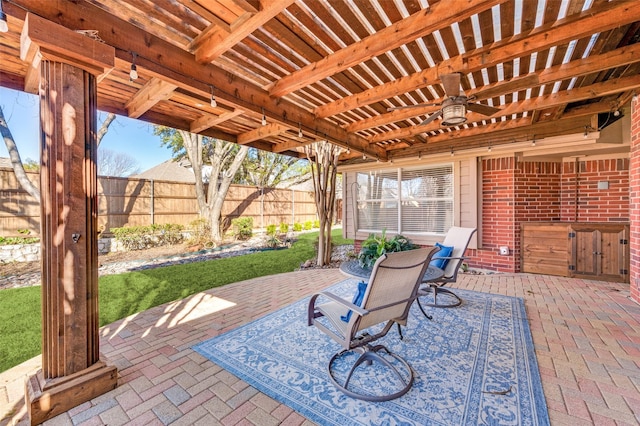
(150, 179, 155, 225)
(291, 188, 295, 226)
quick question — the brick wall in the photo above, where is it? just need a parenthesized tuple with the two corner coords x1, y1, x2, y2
(561, 159, 629, 222)
(630, 96, 640, 303)
(476, 157, 517, 272)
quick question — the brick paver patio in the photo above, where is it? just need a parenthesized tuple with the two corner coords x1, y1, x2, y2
(2, 269, 640, 425)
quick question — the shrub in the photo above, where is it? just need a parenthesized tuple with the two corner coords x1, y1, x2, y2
(186, 218, 212, 247)
(279, 223, 289, 234)
(0, 236, 40, 246)
(303, 221, 313, 230)
(313, 220, 320, 228)
(266, 224, 277, 236)
(0, 229, 39, 246)
(293, 223, 303, 232)
(231, 217, 253, 240)
(266, 234, 281, 248)
(112, 223, 184, 251)
(357, 230, 418, 268)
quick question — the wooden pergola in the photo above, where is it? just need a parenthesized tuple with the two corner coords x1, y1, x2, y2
(1, 1, 639, 423)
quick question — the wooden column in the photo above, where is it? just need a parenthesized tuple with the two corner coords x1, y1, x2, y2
(20, 14, 117, 425)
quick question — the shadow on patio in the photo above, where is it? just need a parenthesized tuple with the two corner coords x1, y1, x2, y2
(2, 268, 639, 425)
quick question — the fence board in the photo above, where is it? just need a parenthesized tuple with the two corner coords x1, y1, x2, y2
(0, 168, 323, 236)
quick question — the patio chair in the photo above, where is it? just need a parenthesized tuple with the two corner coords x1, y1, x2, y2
(307, 247, 437, 401)
(417, 226, 477, 309)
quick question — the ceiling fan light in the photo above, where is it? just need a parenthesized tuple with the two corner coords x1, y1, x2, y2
(441, 103, 467, 126)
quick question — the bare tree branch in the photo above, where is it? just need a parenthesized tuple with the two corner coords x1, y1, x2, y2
(97, 112, 116, 146)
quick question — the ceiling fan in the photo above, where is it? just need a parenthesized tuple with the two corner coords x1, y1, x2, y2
(389, 73, 539, 127)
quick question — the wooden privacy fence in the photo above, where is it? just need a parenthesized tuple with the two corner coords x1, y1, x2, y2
(0, 168, 326, 236)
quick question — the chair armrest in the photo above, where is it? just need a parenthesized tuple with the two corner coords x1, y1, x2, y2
(317, 291, 368, 316)
(307, 291, 368, 325)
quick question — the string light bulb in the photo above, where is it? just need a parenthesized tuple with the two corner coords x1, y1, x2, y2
(261, 108, 266, 126)
(129, 53, 138, 81)
(362, 153, 366, 160)
(418, 151, 422, 160)
(532, 138, 536, 147)
(0, 0, 8, 33)
(210, 86, 217, 108)
(450, 147, 454, 157)
(298, 122, 303, 138)
(583, 126, 589, 138)
(488, 144, 492, 152)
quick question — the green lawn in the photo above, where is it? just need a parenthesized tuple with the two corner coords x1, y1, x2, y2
(0, 229, 352, 373)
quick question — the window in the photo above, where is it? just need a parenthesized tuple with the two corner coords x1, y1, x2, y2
(356, 165, 453, 235)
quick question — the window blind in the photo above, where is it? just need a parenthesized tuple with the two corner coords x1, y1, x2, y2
(356, 165, 453, 235)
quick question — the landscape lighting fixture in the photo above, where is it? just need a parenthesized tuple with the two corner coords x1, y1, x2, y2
(129, 53, 138, 81)
(0, 0, 8, 33)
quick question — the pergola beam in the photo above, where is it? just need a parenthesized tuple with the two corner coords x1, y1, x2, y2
(315, 0, 640, 119)
(190, 0, 295, 64)
(368, 74, 640, 144)
(269, 0, 506, 97)
(11, 0, 385, 160)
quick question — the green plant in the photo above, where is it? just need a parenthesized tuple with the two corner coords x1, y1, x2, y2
(266, 234, 281, 248)
(293, 222, 303, 232)
(313, 220, 320, 228)
(303, 221, 313, 230)
(231, 217, 253, 240)
(357, 230, 418, 268)
(0, 236, 40, 246)
(112, 224, 184, 250)
(279, 223, 289, 234)
(266, 224, 277, 236)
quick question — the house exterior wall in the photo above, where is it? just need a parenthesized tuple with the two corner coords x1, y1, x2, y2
(630, 96, 640, 303)
(341, 157, 477, 248)
(560, 159, 630, 222)
(343, 151, 630, 275)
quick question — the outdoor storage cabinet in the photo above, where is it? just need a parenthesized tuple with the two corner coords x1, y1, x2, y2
(521, 222, 629, 283)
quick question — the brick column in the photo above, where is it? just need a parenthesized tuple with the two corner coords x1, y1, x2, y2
(21, 14, 117, 425)
(630, 96, 640, 303)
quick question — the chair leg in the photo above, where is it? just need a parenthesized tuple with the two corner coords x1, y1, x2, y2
(415, 297, 433, 320)
(328, 344, 414, 402)
(423, 285, 462, 308)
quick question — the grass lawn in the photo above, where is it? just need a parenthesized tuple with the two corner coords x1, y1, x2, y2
(0, 229, 352, 373)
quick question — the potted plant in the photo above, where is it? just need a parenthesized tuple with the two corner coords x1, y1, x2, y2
(357, 230, 418, 268)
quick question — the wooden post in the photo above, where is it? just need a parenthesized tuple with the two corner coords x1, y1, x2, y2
(20, 14, 117, 425)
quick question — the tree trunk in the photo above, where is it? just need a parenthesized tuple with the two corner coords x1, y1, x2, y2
(0, 106, 41, 202)
(305, 141, 341, 266)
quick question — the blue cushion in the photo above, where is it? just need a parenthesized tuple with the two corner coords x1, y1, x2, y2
(341, 281, 367, 322)
(430, 242, 454, 269)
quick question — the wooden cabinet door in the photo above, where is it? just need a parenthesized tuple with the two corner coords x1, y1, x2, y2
(570, 224, 629, 282)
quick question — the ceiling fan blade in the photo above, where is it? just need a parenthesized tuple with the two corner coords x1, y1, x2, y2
(467, 102, 501, 116)
(440, 73, 462, 97)
(419, 110, 443, 126)
(472, 74, 540, 100)
(387, 102, 440, 111)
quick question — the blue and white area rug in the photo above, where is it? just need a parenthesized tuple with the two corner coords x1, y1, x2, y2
(193, 279, 549, 425)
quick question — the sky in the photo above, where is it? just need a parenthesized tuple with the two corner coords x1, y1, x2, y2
(0, 86, 173, 172)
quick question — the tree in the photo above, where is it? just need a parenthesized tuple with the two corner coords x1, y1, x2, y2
(155, 126, 249, 242)
(305, 141, 342, 266)
(0, 103, 116, 201)
(235, 148, 310, 188)
(98, 148, 141, 177)
(0, 105, 40, 202)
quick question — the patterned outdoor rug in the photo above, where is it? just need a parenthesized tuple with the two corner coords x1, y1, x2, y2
(193, 279, 549, 425)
